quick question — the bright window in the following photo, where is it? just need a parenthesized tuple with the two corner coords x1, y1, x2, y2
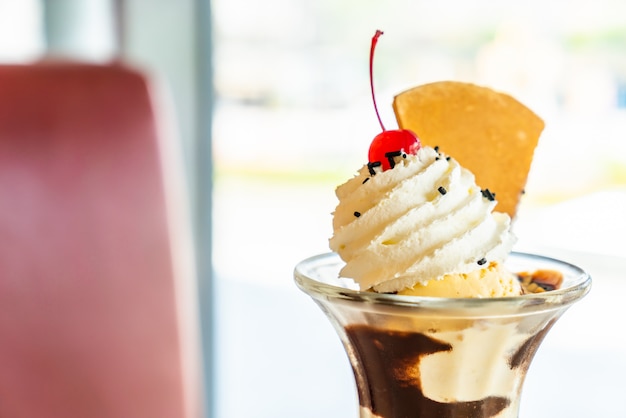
(213, 1, 626, 417)
(0, 0, 44, 62)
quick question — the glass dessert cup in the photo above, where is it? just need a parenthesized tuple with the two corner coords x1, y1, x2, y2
(295, 252, 591, 418)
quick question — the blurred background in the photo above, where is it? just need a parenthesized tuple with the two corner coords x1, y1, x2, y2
(2, 0, 625, 417)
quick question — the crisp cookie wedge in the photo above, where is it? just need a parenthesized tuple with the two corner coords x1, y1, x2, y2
(393, 81, 544, 218)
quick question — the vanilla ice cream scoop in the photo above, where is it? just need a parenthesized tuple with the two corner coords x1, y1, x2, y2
(398, 262, 521, 297)
(329, 146, 517, 294)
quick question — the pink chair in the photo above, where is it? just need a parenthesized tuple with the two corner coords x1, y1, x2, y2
(0, 62, 203, 418)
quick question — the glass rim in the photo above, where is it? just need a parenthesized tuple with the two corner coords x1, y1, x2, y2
(294, 251, 592, 313)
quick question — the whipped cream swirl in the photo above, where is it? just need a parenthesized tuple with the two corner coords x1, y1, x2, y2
(329, 146, 516, 293)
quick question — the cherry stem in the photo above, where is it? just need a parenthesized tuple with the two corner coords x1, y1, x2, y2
(370, 30, 386, 132)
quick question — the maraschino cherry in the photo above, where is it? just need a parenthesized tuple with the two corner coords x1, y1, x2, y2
(367, 30, 420, 171)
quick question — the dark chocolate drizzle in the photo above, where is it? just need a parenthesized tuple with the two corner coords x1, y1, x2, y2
(510, 318, 557, 370)
(345, 325, 510, 418)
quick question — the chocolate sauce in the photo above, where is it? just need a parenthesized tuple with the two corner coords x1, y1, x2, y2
(510, 318, 556, 370)
(345, 324, 510, 418)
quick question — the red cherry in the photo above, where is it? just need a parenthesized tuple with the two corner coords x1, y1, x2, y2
(368, 129, 420, 170)
(368, 30, 420, 172)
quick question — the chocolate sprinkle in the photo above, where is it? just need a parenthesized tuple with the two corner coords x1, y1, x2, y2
(362, 177, 370, 184)
(367, 161, 381, 176)
(385, 150, 403, 169)
(438, 186, 447, 195)
(434, 145, 440, 152)
(354, 211, 361, 218)
(481, 188, 496, 201)
(477, 258, 487, 265)
(446, 156, 451, 161)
